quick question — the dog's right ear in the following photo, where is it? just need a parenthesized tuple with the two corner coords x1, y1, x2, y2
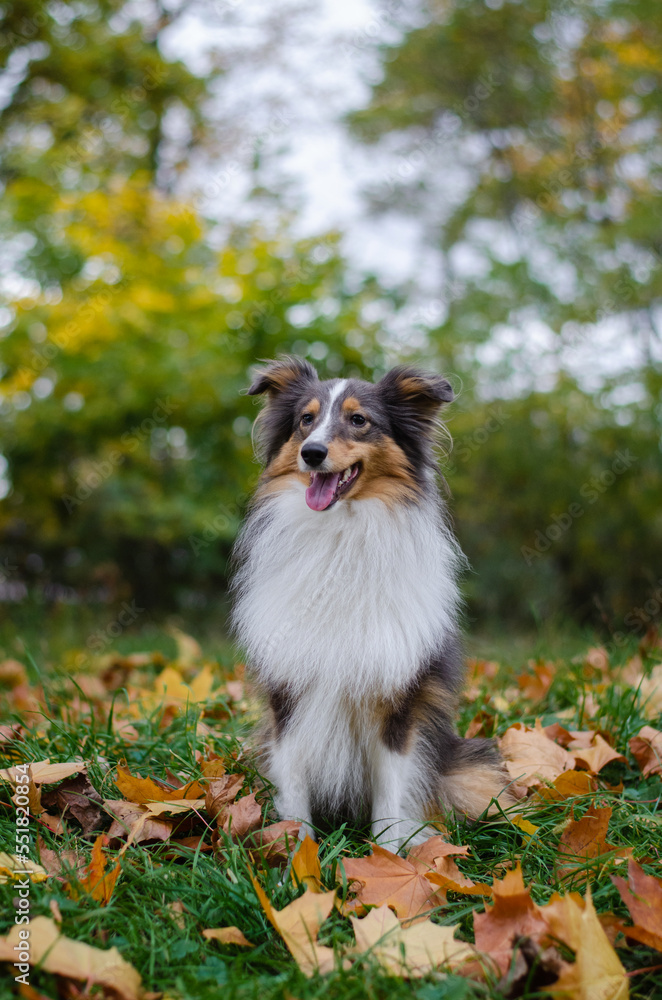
(248, 356, 318, 396)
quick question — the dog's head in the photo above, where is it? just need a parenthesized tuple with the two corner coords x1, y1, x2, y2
(247, 356, 453, 510)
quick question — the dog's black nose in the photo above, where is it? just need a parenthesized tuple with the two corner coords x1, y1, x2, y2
(301, 443, 328, 467)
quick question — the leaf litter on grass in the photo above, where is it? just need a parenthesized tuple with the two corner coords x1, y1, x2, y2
(0, 633, 661, 998)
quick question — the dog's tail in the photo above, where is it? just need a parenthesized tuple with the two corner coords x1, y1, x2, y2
(435, 737, 518, 819)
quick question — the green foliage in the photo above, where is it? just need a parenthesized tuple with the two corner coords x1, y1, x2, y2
(0, 0, 659, 629)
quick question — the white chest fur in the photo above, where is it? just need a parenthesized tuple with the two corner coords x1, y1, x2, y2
(232, 482, 462, 701)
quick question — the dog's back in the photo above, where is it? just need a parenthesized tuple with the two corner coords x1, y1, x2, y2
(232, 357, 512, 846)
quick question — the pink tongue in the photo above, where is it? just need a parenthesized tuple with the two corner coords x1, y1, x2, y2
(306, 471, 341, 511)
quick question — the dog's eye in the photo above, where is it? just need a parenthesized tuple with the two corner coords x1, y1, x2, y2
(301, 413, 314, 426)
(350, 413, 367, 427)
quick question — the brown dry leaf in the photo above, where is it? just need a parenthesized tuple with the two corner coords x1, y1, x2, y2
(75, 835, 120, 905)
(408, 836, 491, 895)
(292, 835, 323, 892)
(221, 791, 262, 838)
(203, 926, 254, 947)
(0, 916, 141, 1000)
(145, 798, 206, 816)
(250, 820, 302, 866)
(499, 721, 575, 788)
(629, 726, 662, 778)
(537, 770, 596, 802)
(544, 887, 629, 1000)
(104, 799, 174, 844)
(37, 837, 85, 878)
(572, 735, 627, 774)
(557, 805, 630, 884)
(115, 765, 205, 804)
(611, 860, 662, 952)
(638, 664, 662, 720)
(517, 660, 556, 702)
(464, 710, 496, 739)
(584, 646, 611, 674)
(473, 864, 550, 976)
(351, 904, 474, 977)
(252, 878, 336, 976)
(41, 773, 104, 834)
(200, 758, 226, 779)
(205, 773, 244, 819)
(341, 844, 446, 922)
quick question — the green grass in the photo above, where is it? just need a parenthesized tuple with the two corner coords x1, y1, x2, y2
(0, 616, 661, 1000)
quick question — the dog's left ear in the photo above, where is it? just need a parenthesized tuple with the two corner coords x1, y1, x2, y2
(248, 355, 318, 396)
(379, 366, 454, 430)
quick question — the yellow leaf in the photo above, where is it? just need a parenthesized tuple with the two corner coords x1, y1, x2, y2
(0, 760, 85, 785)
(203, 926, 254, 947)
(0, 854, 49, 884)
(351, 905, 474, 977)
(511, 814, 539, 841)
(292, 835, 323, 892)
(544, 886, 629, 1000)
(0, 916, 141, 999)
(252, 877, 336, 976)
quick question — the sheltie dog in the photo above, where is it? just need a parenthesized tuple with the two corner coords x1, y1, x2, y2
(232, 356, 513, 848)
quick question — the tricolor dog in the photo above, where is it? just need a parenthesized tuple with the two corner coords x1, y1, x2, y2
(232, 356, 513, 848)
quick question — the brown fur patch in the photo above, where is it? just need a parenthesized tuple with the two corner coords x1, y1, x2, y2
(304, 398, 321, 416)
(436, 764, 516, 819)
(257, 439, 308, 497)
(321, 438, 419, 508)
(341, 397, 362, 413)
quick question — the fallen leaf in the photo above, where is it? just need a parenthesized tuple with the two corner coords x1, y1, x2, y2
(292, 836, 323, 892)
(74, 835, 120, 905)
(252, 878, 336, 976)
(151, 664, 214, 706)
(0, 760, 85, 785)
(41, 773, 104, 834)
(473, 864, 549, 976)
(37, 837, 85, 877)
(544, 886, 629, 999)
(341, 844, 446, 922)
(221, 791, 262, 838)
(205, 773, 244, 819)
(611, 860, 662, 951)
(517, 659, 555, 702)
(115, 765, 206, 804)
(145, 798, 206, 816)
(104, 799, 173, 844)
(573, 735, 627, 774)
(0, 854, 49, 884)
(499, 721, 575, 788)
(0, 916, 141, 1000)
(584, 646, 610, 674)
(351, 904, 474, 977)
(408, 836, 491, 895)
(169, 627, 203, 668)
(557, 805, 630, 884)
(203, 926, 254, 947)
(629, 726, 662, 778)
(249, 820, 302, 866)
(537, 770, 596, 802)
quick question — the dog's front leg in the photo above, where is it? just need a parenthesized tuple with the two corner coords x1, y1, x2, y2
(269, 738, 315, 841)
(371, 744, 425, 852)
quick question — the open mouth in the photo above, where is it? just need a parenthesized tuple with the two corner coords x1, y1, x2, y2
(305, 464, 360, 511)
